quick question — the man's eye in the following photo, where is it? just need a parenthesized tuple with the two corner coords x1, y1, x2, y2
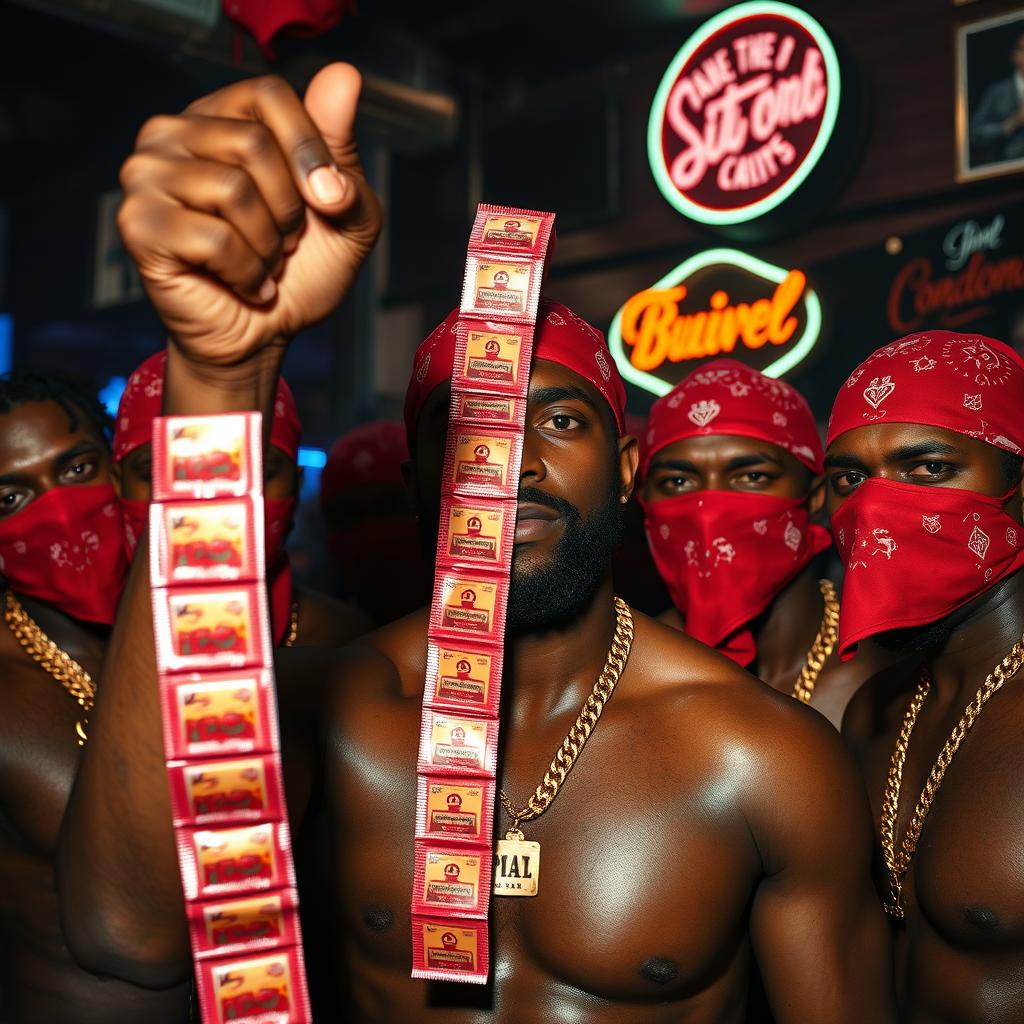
(541, 414, 581, 431)
(907, 461, 953, 480)
(62, 459, 97, 482)
(830, 471, 865, 496)
(658, 475, 693, 493)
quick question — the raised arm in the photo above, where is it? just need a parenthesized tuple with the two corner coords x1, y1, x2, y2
(747, 703, 897, 1024)
(57, 64, 380, 986)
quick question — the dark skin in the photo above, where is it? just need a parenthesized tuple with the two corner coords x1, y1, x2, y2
(833, 423, 1024, 1023)
(644, 434, 890, 727)
(0, 400, 189, 1023)
(58, 67, 894, 1024)
(116, 439, 372, 646)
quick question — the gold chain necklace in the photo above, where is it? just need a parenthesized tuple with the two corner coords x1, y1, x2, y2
(4, 591, 96, 746)
(792, 579, 840, 704)
(880, 632, 1024, 918)
(283, 600, 299, 648)
(494, 595, 634, 897)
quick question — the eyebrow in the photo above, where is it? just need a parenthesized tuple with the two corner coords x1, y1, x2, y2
(0, 440, 101, 486)
(649, 452, 783, 474)
(528, 385, 600, 413)
(824, 440, 963, 472)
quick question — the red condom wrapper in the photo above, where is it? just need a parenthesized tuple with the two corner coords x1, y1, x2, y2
(639, 359, 828, 664)
(149, 412, 311, 1024)
(116, 351, 301, 646)
(827, 330, 1024, 658)
(408, 205, 557, 985)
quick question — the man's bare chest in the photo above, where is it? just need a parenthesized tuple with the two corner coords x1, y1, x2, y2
(326, 697, 761, 1004)
(864, 698, 1024, 950)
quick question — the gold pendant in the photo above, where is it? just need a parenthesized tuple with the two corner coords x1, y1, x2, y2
(493, 828, 540, 897)
(883, 881, 905, 920)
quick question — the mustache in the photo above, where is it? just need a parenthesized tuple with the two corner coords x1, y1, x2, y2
(517, 485, 579, 520)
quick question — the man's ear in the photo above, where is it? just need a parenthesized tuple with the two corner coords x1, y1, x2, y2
(618, 435, 640, 503)
(808, 476, 826, 517)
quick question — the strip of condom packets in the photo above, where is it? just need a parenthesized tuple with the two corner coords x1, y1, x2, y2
(151, 411, 311, 1023)
(411, 205, 556, 984)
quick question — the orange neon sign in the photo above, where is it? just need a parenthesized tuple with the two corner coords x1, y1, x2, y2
(620, 269, 806, 370)
(608, 249, 823, 395)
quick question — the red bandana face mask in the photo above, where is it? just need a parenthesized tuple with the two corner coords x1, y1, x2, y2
(643, 491, 831, 665)
(832, 477, 1024, 659)
(0, 484, 128, 624)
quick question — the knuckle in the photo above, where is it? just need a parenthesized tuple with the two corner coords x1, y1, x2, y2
(199, 218, 233, 256)
(215, 166, 255, 207)
(253, 74, 290, 99)
(135, 114, 178, 151)
(276, 197, 305, 234)
(236, 123, 273, 162)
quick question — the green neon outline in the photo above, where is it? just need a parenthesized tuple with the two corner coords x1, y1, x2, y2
(607, 247, 822, 396)
(647, 0, 841, 226)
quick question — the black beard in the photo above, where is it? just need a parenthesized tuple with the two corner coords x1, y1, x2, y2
(506, 482, 624, 635)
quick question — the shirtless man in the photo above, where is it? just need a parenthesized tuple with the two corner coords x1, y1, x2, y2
(641, 358, 889, 727)
(58, 65, 896, 1023)
(0, 370, 188, 1022)
(113, 350, 371, 647)
(827, 331, 1024, 1023)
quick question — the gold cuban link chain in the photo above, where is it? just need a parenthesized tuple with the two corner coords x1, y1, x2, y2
(792, 579, 840, 704)
(880, 632, 1024, 918)
(5, 590, 96, 746)
(500, 596, 634, 829)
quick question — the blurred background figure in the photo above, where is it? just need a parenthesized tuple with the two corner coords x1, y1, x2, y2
(114, 351, 371, 647)
(320, 420, 429, 625)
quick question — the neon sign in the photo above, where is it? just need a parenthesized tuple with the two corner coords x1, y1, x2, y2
(648, 1, 841, 226)
(608, 248, 823, 396)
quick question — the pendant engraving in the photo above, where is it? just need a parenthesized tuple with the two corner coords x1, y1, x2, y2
(493, 830, 540, 897)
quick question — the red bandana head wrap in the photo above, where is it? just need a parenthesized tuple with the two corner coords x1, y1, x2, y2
(639, 359, 828, 665)
(320, 421, 427, 623)
(827, 331, 1024, 658)
(403, 298, 628, 445)
(113, 351, 300, 461)
(642, 358, 824, 478)
(113, 351, 302, 645)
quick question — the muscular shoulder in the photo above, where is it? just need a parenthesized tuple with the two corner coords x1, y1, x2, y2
(294, 586, 373, 648)
(624, 611, 870, 856)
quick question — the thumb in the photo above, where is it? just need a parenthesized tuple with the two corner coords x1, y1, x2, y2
(304, 63, 364, 177)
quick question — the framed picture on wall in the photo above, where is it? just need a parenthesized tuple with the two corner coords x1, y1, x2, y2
(957, 8, 1024, 181)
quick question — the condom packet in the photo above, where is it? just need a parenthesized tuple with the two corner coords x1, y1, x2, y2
(178, 821, 294, 901)
(411, 915, 489, 985)
(417, 710, 499, 778)
(150, 498, 263, 586)
(423, 641, 502, 717)
(188, 887, 302, 960)
(443, 428, 523, 499)
(152, 412, 263, 502)
(468, 204, 555, 258)
(168, 753, 285, 829)
(428, 571, 509, 644)
(153, 584, 272, 675)
(451, 320, 534, 398)
(194, 944, 311, 1024)
(436, 495, 516, 572)
(415, 776, 495, 847)
(411, 841, 492, 919)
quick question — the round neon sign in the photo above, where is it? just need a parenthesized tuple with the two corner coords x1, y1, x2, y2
(648, 1, 841, 226)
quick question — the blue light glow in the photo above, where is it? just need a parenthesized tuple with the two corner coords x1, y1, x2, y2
(297, 446, 327, 469)
(99, 375, 128, 418)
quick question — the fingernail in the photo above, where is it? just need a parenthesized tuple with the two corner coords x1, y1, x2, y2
(309, 165, 347, 205)
(259, 279, 277, 303)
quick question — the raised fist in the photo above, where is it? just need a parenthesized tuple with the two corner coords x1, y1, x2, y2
(118, 63, 382, 371)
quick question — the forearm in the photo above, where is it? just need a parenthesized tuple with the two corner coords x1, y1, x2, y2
(58, 352, 284, 985)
